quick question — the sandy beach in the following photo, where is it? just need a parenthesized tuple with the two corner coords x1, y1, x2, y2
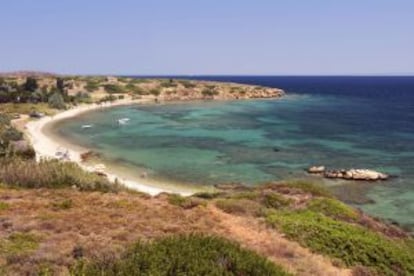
(24, 98, 198, 196)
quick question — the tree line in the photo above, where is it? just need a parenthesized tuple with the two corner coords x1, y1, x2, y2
(0, 77, 69, 109)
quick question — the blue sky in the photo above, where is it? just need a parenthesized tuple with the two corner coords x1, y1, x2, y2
(1, 0, 413, 75)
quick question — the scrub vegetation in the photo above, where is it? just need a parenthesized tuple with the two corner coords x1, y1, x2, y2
(0, 74, 412, 275)
(71, 234, 289, 275)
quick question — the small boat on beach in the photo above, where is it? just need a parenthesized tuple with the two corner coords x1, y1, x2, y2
(118, 118, 130, 125)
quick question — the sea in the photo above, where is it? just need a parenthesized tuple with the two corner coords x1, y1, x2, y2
(53, 76, 414, 231)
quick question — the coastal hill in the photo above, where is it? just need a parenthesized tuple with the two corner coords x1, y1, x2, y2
(0, 75, 414, 275)
(0, 74, 284, 106)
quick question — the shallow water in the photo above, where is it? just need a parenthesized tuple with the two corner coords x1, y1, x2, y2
(54, 77, 414, 230)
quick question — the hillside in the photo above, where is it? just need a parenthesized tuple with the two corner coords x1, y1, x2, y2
(0, 75, 284, 107)
(0, 75, 413, 275)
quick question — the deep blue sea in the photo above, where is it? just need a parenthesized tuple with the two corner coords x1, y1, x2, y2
(55, 76, 414, 230)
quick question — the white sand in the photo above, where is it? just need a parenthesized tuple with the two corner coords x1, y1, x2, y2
(25, 99, 195, 196)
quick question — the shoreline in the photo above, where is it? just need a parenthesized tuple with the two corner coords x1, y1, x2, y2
(24, 98, 203, 196)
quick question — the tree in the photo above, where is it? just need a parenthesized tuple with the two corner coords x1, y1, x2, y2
(150, 88, 161, 96)
(24, 77, 38, 92)
(56, 77, 70, 101)
(56, 78, 65, 93)
(30, 89, 43, 103)
(48, 92, 66, 109)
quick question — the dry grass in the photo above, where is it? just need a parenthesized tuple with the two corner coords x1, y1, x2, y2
(0, 187, 350, 275)
(0, 158, 121, 192)
(0, 103, 57, 116)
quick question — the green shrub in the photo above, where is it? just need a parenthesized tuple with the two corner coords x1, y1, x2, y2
(150, 88, 161, 96)
(0, 127, 23, 145)
(0, 202, 10, 210)
(160, 80, 177, 88)
(98, 95, 117, 103)
(71, 234, 289, 275)
(307, 197, 358, 220)
(266, 210, 414, 275)
(103, 84, 125, 94)
(74, 92, 92, 104)
(85, 81, 100, 92)
(0, 158, 121, 192)
(48, 92, 66, 109)
(8, 143, 36, 160)
(52, 199, 73, 210)
(229, 191, 259, 200)
(168, 194, 203, 209)
(130, 86, 148, 95)
(202, 88, 219, 97)
(180, 80, 196, 88)
(192, 191, 222, 199)
(129, 78, 149, 84)
(125, 83, 146, 95)
(283, 180, 332, 197)
(0, 113, 11, 126)
(262, 193, 292, 209)
(0, 232, 40, 257)
(215, 198, 261, 216)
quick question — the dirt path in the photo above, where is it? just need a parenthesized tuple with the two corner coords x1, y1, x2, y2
(207, 205, 351, 276)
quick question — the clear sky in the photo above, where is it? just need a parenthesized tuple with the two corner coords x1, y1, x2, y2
(1, 0, 413, 75)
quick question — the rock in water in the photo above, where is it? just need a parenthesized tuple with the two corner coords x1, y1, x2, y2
(307, 166, 326, 174)
(345, 169, 389, 181)
(307, 165, 389, 181)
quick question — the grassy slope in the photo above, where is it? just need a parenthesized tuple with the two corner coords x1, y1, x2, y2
(0, 184, 349, 276)
(1, 177, 412, 275)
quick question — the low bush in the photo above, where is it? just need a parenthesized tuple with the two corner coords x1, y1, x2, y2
(0, 232, 40, 257)
(71, 234, 289, 275)
(180, 80, 196, 88)
(125, 83, 148, 95)
(85, 81, 100, 92)
(129, 78, 149, 84)
(7, 143, 36, 160)
(0, 158, 121, 192)
(202, 88, 219, 97)
(192, 191, 222, 199)
(229, 190, 259, 200)
(52, 199, 73, 210)
(160, 80, 177, 88)
(0, 202, 10, 210)
(150, 88, 161, 96)
(262, 193, 292, 209)
(74, 92, 92, 104)
(98, 95, 117, 103)
(0, 113, 11, 125)
(168, 194, 204, 209)
(282, 180, 332, 197)
(103, 84, 125, 94)
(215, 198, 261, 216)
(266, 210, 414, 275)
(1, 127, 23, 144)
(307, 197, 358, 220)
(48, 92, 66, 109)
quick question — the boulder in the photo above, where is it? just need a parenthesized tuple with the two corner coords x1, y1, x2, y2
(324, 168, 388, 181)
(307, 166, 326, 174)
(347, 169, 389, 181)
(307, 165, 389, 181)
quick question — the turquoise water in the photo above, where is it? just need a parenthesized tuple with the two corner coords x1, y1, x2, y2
(54, 77, 414, 231)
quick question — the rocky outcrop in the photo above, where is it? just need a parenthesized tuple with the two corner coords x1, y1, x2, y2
(307, 166, 325, 174)
(307, 166, 389, 181)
